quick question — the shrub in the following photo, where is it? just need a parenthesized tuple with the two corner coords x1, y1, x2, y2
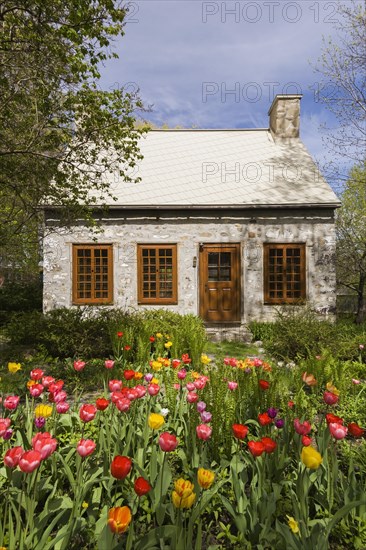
(0, 280, 42, 326)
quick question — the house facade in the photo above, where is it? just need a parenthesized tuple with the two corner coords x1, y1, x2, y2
(42, 95, 340, 338)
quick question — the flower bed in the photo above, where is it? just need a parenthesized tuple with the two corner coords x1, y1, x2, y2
(1, 334, 366, 549)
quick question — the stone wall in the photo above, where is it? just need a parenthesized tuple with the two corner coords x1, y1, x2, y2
(42, 210, 337, 324)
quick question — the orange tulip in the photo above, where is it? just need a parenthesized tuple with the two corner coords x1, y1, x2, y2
(302, 372, 317, 386)
(107, 506, 132, 534)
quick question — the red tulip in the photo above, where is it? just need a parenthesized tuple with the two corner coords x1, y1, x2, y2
(259, 379, 270, 391)
(261, 437, 277, 454)
(33, 436, 57, 460)
(301, 435, 312, 446)
(232, 424, 249, 440)
(76, 439, 96, 457)
(123, 370, 135, 380)
(19, 450, 42, 473)
(149, 336, 155, 343)
(248, 440, 265, 457)
(159, 432, 178, 452)
(328, 423, 348, 440)
(323, 391, 339, 405)
(79, 404, 97, 423)
(111, 456, 132, 479)
(172, 359, 181, 368)
(3, 396, 20, 410)
(29, 384, 44, 398)
(48, 381, 64, 393)
(187, 392, 199, 403)
(134, 476, 152, 496)
(117, 331, 123, 338)
(294, 418, 312, 436)
(181, 353, 192, 364)
(196, 424, 212, 441)
(0, 418, 11, 437)
(4, 446, 24, 468)
(258, 412, 272, 426)
(326, 413, 343, 425)
(124, 345, 131, 351)
(348, 422, 365, 438)
(73, 360, 86, 372)
(30, 369, 44, 381)
(96, 398, 109, 411)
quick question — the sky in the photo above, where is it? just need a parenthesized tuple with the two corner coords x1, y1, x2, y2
(100, 0, 355, 182)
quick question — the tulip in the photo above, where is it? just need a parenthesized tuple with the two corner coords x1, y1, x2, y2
(172, 478, 196, 508)
(197, 468, 215, 489)
(144, 373, 153, 382)
(323, 391, 339, 405)
(248, 440, 265, 457)
(301, 446, 322, 469)
(111, 455, 132, 479)
(125, 388, 139, 400)
(196, 401, 206, 413)
(104, 360, 115, 369)
(196, 424, 212, 441)
(79, 404, 97, 423)
(148, 413, 164, 430)
(181, 354, 192, 364)
(3, 396, 20, 410)
(30, 368, 44, 381)
(134, 385, 147, 398)
(8, 362, 21, 373)
(259, 379, 270, 391)
(35, 404, 53, 418)
(108, 506, 132, 534)
(186, 382, 195, 391)
(348, 422, 365, 438)
(261, 437, 277, 454)
(29, 384, 44, 398)
(73, 360, 86, 372)
(149, 336, 155, 342)
(301, 435, 312, 446)
(232, 423, 249, 440)
(76, 439, 96, 457)
(258, 412, 272, 426)
(117, 331, 123, 338)
(123, 369, 135, 380)
(275, 418, 284, 429)
(294, 418, 312, 436)
(2, 428, 13, 440)
(109, 379, 123, 392)
(172, 359, 181, 369)
(33, 436, 57, 460)
(56, 401, 70, 414)
(0, 418, 11, 437)
(302, 372, 317, 386)
(227, 381, 238, 391)
(287, 516, 299, 534)
(115, 397, 131, 412)
(267, 407, 278, 419)
(325, 413, 343, 425)
(200, 411, 212, 423)
(134, 477, 152, 496)
(329, 423, 348, 440)
(32, 431, 52, 446)
(52, 390, 68, 403)
(19, 450, 42, 473)
(35, 417, 46, 429)
(159, 432, 178, 452)
(48, 381, 64, 393)
(194, 378, 207, 390)
(96, 397, 109, 411)
(148, 383, 160, 396)
(187, 391, 198, 403)
(42, 376, 55, 388)
(4, 446, 24, 468)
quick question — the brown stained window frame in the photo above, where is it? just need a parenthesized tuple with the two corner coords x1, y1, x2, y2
(263, 243, 306, 305)
(137, 244, 178, 305)
(72, 244, 113, 305)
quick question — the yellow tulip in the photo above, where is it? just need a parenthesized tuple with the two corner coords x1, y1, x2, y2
(326, 382, 340, 396)
(197, 468, 215, 489)
(164, 341, 173, 349)
(35, 404, 53, 418)
(8, 362, 21, 373)
(200, 354, 211, 365)
(287, 515, 299, 534)
(301, 446, 322, 469)
(148, 413, 164, 430)
(172, 478, 196, 509)
(151, 361, 163, 371)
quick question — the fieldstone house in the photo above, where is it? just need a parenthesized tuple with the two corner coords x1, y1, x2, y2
(42, 94, 340, 338)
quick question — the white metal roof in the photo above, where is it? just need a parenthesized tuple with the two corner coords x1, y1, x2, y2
(102, 129, 340, 208)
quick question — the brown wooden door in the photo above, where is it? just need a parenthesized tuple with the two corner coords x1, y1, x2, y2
(199, 244, 240, 322)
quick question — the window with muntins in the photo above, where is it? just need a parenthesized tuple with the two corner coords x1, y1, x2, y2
(137, 244, 177, 304)
(264, 243, 306, 304)
(72, 245, 113, 304)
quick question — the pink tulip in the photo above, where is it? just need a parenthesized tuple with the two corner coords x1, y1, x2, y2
(42, 376, 55, 388)
(144, 373, 153, 382)
(187, 391, 198, 403)
(329, 423, 348, 440)
(229, 358, 238, 367)
(197, 401, 206, 413)
(109, 380, 123, 392)
(4, 446, 24, 468)
(3, 429, 13, 440)
(186, 382, 195, 391)
(294, 418, 312, 436)
(0, 418, 11, 437)
(56, 401, 70, 414)
(227, 381, 238, 391)
(48, 381, 64, 393)
(323, 391, 339, 406)
(158, 432, 178, 452)
(29, 384, 44, 398)
(33, 437, 57, 460)
(194, 378, 206, 390)
(115, 397, 131, 412)
(30, 369, 44, 381)
(200, 411, 212, 423)
(196, 424, 212, 440)
(19, 450, 42, 473)
(79, 404, 97, 423)
(148, 384, 160, 396)
(134, 385, 147, 398)
(177, 369, 187, 380)
(125, 388, 139, 401)
(73, 360, 86, 372)
(104, 360, 115, 369)
(253, 358, 263, 367)
(76, 439, 96, 457)
(52, 390, 68, 403)
(3, 396, 20, 410)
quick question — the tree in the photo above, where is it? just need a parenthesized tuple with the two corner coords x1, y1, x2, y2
(0, 0, 146, 280)
(336, 162, 366, 323)
(313, 0, 366, 185)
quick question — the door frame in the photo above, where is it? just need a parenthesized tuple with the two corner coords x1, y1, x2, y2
(198, 243, 241, 323)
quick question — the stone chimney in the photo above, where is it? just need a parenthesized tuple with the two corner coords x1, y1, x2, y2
(268, 94, 302, 138)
